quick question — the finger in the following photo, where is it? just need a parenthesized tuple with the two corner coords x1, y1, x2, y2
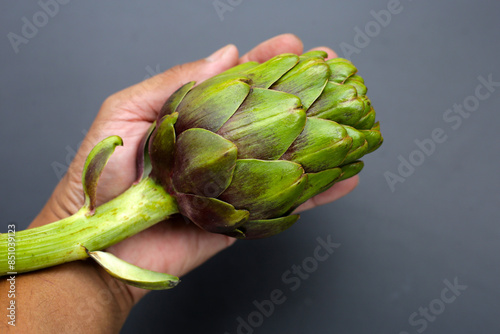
(239, 33, 304, 63)
(306, 46, 338, 60)
(293, 176, 359, 213)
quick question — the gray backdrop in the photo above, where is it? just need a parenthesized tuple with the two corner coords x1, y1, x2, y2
(1, 1, 499, 333)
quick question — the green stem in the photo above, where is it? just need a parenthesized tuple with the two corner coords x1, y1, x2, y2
(0, 177, 178, 276)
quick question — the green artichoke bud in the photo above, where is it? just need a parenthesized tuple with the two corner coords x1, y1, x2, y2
(0, 52, 382, 289)
(147, 51, 383, 239)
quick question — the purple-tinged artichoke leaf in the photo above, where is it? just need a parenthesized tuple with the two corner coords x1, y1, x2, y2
(361, 124, 384, 153)
(342, 126, 369, 164)
(220, 61, 259, 75)
(134, 121, 156, 184)
(176, 193, 249, 233)
(271, 57, 330, 110)
(233, 215, 300, 240)
(344, 74, 367, 96)
(367, 137, 384, 154)
(242, 53, 299, 88)
(82, 135, 123, 215)
(172, 128, 237, 197)
(149, 113, 178, 184)
(354, 103, 376, 130)
(217, 88, 306, 160)
(158, 81, 195, 121)
(292, 168, 343, 209)
(175, 74, 251, 133)
(219, 159, 306, 220)
(307, 82, 364, 126)
(338, 161, 364, 182)
(299, 50, 328, 60)
(326, 58, 358, 83)
(281, 117, 352, 173)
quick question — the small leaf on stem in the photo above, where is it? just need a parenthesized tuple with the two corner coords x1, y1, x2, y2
(88, 250, 179, 290)
(82, 136, 123, 215)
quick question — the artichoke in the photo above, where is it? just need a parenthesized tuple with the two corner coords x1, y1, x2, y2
(149, 51, 382, 239)
(0, 51, 382, 289)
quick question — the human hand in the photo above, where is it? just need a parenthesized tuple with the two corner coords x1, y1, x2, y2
(30, 34, 359, 306)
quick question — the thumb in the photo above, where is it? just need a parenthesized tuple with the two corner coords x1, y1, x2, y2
(101, 44, 241, 123)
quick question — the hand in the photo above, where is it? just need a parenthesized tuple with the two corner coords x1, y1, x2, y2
(33, 33, 358, 301)
(20, 34, 358, 331)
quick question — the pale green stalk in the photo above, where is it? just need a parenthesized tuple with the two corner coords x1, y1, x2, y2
(0, 177, 178, 275)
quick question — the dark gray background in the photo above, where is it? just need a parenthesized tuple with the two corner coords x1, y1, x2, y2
(1, 1, 499, 333)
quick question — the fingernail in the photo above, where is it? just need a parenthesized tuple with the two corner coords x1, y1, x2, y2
(206, 44, 234, 62)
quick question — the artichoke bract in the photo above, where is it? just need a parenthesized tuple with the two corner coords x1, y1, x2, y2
(0, 51, 382, 289)
(148, 51, 382, 239)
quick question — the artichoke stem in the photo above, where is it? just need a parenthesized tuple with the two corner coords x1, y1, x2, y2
(0, 177, 179, 276)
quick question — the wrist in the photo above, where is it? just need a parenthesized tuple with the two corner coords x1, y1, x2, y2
(1, 260, 133, 333)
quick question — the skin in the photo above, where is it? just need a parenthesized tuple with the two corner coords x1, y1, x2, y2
(0, 34, 358, 333)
